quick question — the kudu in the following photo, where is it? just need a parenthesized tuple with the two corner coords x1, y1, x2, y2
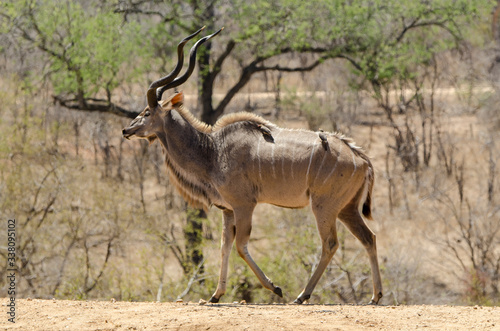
(123, 28, 383, 305)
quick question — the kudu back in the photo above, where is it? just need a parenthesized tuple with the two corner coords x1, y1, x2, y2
(123, 28, 383, 305)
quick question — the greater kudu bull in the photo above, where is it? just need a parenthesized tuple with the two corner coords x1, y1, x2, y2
(122, 28, 383, 305)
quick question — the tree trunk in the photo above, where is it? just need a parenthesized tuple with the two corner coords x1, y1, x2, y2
(183, 6, 217, 277)
(184, 207, 206, 276)
(198, 44, 217, 125)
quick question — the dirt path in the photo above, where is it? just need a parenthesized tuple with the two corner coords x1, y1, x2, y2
(1, 298, 498, 330)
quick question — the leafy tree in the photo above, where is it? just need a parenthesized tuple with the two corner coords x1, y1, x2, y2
(1, 0, 144, 117)
(3, 0, 491, 131)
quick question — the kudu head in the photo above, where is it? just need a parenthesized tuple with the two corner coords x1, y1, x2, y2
(122, 27, 222, 142)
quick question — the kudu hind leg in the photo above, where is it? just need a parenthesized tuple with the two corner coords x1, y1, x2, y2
(233, 206, 283, 298)
(295, 205, 339, 304)
(209, 210, 236, 303)
(339, 208, 383, 304)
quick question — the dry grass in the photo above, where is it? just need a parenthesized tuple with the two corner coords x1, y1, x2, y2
(0, 55, 499, 306)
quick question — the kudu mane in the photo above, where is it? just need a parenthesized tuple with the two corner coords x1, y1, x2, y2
(169, 99, 276, 134)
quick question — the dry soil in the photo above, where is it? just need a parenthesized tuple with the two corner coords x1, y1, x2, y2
(1, 298, 499, 330)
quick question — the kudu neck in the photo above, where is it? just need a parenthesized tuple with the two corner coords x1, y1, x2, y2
(156, 108, 215, 177)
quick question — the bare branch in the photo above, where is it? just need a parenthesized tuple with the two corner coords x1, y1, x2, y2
(53, 96, 139, 119)
(254, 57, 326, 73)
(165, 226, 189, 274)
(84, 236, 115, 294)
(31, 166, 58, 212)
(176, 258, 205, 300)
(114, 0, 173, 21)
(212, 58, 264, 120)
(336, 54, 363, 72)
(212, 39, 236, 78)
(52, 233, 79, 296)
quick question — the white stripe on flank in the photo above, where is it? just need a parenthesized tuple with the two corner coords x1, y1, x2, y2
(281, 149, 286, 181)
(271, 130, 282, 179)
(350, 149, 357, 178)
(306, 142, 317, 183)
(313, 149, 328, 185)
(323, 140, 342, 185)
(275, 131, 285, 180)
(290, 136, 298, 179)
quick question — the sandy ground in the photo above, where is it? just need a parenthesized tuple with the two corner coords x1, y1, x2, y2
(1, 298, 498, 330)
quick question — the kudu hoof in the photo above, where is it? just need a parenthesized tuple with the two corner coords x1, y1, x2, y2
(368, 292, 383, 305)
(293, 295, 310, 304)
(208, 296, 220, 303)
(273, 286, 283, 298)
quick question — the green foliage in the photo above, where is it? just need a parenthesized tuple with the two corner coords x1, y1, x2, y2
(232, 0, 491, 59)
(344, 0, 491, 87)
(3, 0, 494, 109)
(3, 1, 145, 100)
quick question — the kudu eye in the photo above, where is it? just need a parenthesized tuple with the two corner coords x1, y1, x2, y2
(144, 111, 151, 117)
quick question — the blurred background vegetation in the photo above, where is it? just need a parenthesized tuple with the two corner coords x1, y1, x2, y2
(0, 0, 499, 305)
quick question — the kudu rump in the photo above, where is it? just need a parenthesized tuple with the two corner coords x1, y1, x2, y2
(123, 28, 383, 304)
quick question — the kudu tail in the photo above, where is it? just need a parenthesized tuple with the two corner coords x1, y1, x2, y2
(361, 159, 374, 221)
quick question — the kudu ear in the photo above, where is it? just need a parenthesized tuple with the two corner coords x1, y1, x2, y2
(171, 91, 184, 107)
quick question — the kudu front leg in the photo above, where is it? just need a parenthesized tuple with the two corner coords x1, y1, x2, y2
(234, 206, 283, 298)
(209, 210, 236, 303)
